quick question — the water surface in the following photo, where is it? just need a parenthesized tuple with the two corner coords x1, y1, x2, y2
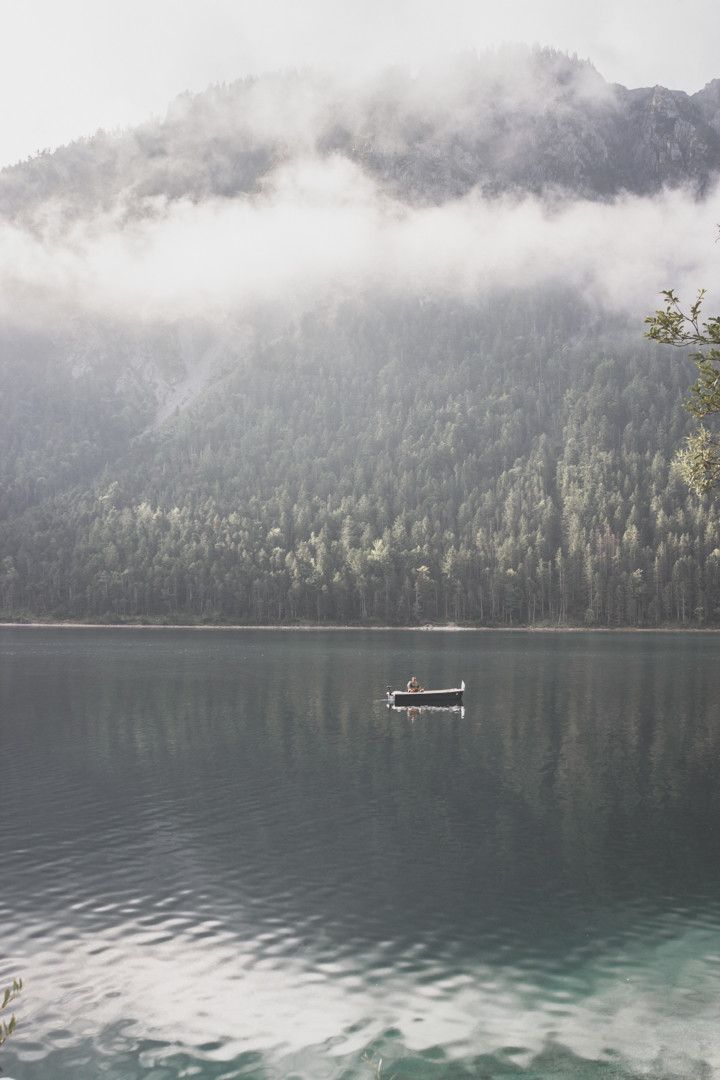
(1, 628, 719, 1078)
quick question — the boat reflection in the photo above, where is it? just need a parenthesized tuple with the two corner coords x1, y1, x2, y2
(387, 703, 465, 720)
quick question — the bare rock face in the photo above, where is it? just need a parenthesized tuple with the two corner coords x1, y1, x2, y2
(356, 65, 720, 200)
(693, 78, 720, 137)
(614, 83, 720, 192)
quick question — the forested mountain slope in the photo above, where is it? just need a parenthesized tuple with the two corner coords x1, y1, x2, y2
(1, 291, 717, 625)
(1, 49, 720, 625)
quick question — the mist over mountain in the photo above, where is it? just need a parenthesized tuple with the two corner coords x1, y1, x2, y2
(3, 47, 720, 219)
(2, 47, 720, 626)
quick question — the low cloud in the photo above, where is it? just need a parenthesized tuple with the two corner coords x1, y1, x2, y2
(1, 153, 719, 332)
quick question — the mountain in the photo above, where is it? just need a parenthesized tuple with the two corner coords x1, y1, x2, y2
(3, 48, 720, 219)
(1, 48, 720, 626)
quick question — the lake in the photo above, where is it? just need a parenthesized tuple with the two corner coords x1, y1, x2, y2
(1, 628, 719, 1079)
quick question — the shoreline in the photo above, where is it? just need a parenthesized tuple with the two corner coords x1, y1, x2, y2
(2, 621, 720, 634)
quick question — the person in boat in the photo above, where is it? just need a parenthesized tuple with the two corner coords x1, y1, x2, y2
(407, 675, 423, 693)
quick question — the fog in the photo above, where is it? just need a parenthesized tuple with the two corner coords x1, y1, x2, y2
(0, 51, 718, 350)
(1, 153, 719, 332)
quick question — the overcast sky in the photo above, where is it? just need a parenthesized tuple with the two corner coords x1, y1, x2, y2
(0, 0, 718, 169)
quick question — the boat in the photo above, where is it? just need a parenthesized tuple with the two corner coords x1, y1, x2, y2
(386, 680, 465, 708)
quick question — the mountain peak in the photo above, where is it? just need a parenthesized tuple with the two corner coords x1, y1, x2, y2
(1, 51, 719, 223)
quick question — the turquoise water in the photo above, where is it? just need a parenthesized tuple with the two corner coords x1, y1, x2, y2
(1, 628, 719, 1078)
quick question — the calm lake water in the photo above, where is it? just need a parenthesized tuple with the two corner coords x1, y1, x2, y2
(1, 628, 719, 1079)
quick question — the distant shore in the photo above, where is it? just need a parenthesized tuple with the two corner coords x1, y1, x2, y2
(2, 621, 720, 634)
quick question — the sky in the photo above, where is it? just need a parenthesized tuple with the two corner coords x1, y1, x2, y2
(1, 0, 719, 168)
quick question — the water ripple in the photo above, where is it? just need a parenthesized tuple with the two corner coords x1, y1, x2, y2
(2, 628, 720, 1077)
